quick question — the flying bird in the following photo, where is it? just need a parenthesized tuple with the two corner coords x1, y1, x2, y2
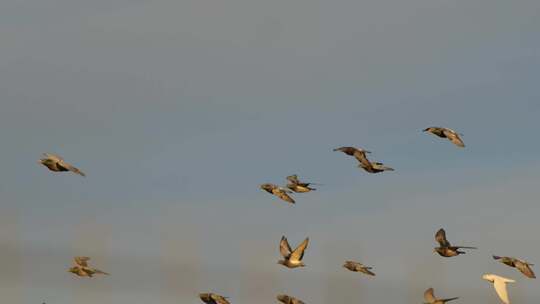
(39, 153, 86, 176)
(423, 127, 465, 147)
(334, 146, 393, 174)
(358, 161, 394, 173)
(423, 287, 459, 304)
(260, 183, 295, 204)
(343, 261, 376, 276)
(434, 228, 476, 257)
(277, 294, 305, 304)
(286, 175, 317, 193)
(493, 256, 535, 278)
(199, 293, 231, 304)
(68, 256, 109, 277)
(278, 236, 309, 268)
(482, 274, 515, 304)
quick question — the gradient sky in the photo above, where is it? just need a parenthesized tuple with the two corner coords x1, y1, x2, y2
(1, 0, 539, 303)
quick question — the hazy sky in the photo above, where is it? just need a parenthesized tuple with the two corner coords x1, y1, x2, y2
(1, 0, 539, 303)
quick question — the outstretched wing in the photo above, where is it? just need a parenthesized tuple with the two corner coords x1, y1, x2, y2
(74, 256, 91, 267)
(280, 236, 292, 258)
(493, 280, 511, 304)
(515, 260, 536, 278)
(289, 237, 309, 262)
(275, 189, 295, 204)
(424, 288, 436, 303)
(286, 175, 300, 184)
(211, 294, 230, 304)
(443, 129, 465, 147)
(435, 229, 451, 247)
(63, 162, 86, 177)
(43, 153, 63, 162)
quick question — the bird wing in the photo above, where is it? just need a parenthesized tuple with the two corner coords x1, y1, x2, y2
(276, 295, 290, 304)
(74, 256, 90, 267)
(274, 189, 295, 204)
(493, 279, 511, 304)
(43, 153, 63, 162)
(280, 236, 292, 258)
(435, 229, 451, 247)
(211, 294, 230, 304)
(443, 129, 465, 147)
(454, 246, 477, 249)
(353, 151, 373, 168)
(289, 237, 309, 262)
(199, 293, 213, 304)
(515, 260, 536, 278)
(360, 267, 376, 276)
(424, 288, 436, 303)
(62, 162, 86, 177)
(286, 175, 300, 184)
(333, 146, 357, 156)
(93, 268, 110, 275)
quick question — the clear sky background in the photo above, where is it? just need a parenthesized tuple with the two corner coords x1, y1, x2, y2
(0, 0, 539, 303)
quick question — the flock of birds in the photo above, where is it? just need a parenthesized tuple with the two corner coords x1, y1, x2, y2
(37, 126, 533, 304)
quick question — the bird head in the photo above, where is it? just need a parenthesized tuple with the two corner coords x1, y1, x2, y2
(68, 267, 79, 274)
(423, 128, 431, 132)
(277, 260, 286, 266)
(260, 184, 273, 193)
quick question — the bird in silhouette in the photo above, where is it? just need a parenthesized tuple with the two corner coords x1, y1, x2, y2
(278, 236, 309, 268)
(423, 287, 459, 304)
(277, 294, 305, 304)
(260, 183, 295, 204)
(68, 256, 109, 277)
(39, 153, 86, 176)
(199, 293, 231, 304)
(482, 274, 515, 304)
(358, 161, 394, 173)
(286, 175, 317, 193)
(433, 228, 476, 257)
(493, 256, 535, 278)
(343, 260, 376, 276)
(423, 127, 465, 147)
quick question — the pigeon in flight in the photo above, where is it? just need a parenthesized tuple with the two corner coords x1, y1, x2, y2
(286, 175, 318, 193)
(423, 127, 465, 147)
(343, 260, 376, 276)
(482, 274, 515, 304)
(433, 228, 476, 257)
(493, 256, 535, 278)
(39, 153, 86, 176)
(278, 236, 309, 268)
(68, 256, 109, 277)
(199, 293, 231, 304)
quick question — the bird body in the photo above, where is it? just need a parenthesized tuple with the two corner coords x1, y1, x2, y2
(40, 153, 86, 176)
(277, 294, 305, 304)
(278, 236, 309, 268)
(434, 228, 476, 257)
(260, 183, 295, 204)
(199, 293, 231, 304)
(493, 256, 535, 278)
(343, 261, 375, 276)
(483, 274, 515, 304)
(423, 288, 459, 304)
(423, 127, 465, 147)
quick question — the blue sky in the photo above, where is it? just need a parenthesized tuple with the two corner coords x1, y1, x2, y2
(0, 0, 539, 303)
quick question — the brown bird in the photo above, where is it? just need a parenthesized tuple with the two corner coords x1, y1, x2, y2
(286, 175, 317, 193)
(434, 228, 476, 257)
(260, 183, 295, 204)
(358, 161, 394, 173)
(493, 256, 536, 279)
(343, 260, 376, 276)
(423, 127, 465, 148)
(199, 293, 231, 304)
(423, 288, 459, 304)
(277, 294, 305, 304)
(68, 256, 109, 277)
(39, 153, 86, 176)
(278, 236, 309, 268)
